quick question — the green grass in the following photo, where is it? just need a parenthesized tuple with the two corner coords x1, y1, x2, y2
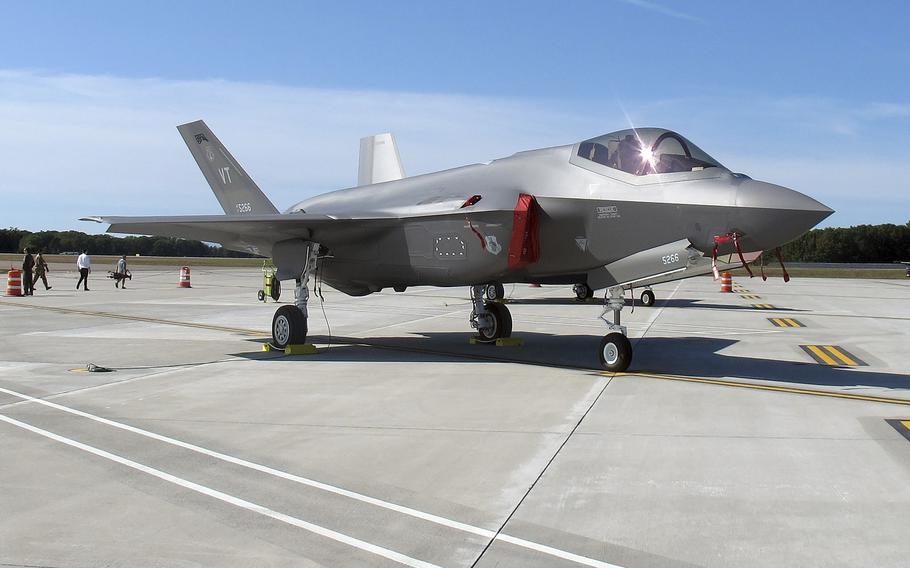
(3, 254, 906, 279)
(729, 266, 906, 279)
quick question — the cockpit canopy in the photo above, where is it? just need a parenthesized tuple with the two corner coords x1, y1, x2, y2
(576, 128, 724, 176)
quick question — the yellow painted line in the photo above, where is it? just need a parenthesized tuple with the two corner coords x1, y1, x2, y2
(824, 345, 858, 366)
(0, 300, 269, 337)
(784, 318, 801, 328)
(607, 371, 910, 406)
(901, 420, 910, 430)
(806, 345, 839, 365)
(752, 304, 776, 309)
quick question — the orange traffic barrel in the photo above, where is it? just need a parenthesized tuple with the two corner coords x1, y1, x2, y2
(178, 266, 192, 288)
(6, 268, 22, 297)
(720, 271, 732, 293)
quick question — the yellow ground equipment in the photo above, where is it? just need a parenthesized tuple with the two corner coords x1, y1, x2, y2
(258, 260, 281, 302)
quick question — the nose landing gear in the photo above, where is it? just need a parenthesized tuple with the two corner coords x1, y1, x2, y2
(599, 286, 632, 372)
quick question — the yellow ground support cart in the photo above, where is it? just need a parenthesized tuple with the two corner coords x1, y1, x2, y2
(258, 259, 281, 302)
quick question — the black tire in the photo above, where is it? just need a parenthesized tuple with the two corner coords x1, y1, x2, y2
(598, 332, 632, 372)
(475, 302, 512, 343)
(485, 282, 505, 301)
(257, 290, 265, 302)
(270, 277, 281, 301)
(272, 305, 307, 348)
(640, 289, 655, 307)
(574, 283, 594, 301)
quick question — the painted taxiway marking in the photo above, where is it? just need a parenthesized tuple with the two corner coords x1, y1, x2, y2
(885, 420, 910, 442)
(0, 300, 268, 337)
(0, 413, 441, 568)
(739, 294, 761, 299)
(751, 303, 777, 310)
(607, 372, 910, 406)
(800, 345, 867, 366)
(0, 386, 624, 568)
(768, 317, 805, 328)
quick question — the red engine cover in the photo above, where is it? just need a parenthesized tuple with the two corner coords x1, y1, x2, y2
(507, 193, 540, 269)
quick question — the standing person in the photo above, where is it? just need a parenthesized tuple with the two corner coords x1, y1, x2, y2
(76, 250, 91, 291)
(21, 248, 35, 296)
(115, 255, 128, 289)
(34, 251, 52, 290)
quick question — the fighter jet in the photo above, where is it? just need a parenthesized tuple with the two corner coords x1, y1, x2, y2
(83, 121, 833, 371)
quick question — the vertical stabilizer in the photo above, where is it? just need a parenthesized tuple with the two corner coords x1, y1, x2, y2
(177, 120, 279, 215)
(358, 133, 405, 186)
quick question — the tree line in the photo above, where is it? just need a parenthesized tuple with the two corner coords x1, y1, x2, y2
(3, 222, 908, 262)
(780, 222, 910, 263)
(0, 228, 257, 258)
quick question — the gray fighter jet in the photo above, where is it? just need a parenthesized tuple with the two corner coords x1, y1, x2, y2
(83, 121, 832, 371)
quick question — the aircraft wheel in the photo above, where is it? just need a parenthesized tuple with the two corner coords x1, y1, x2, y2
(640, 289, 655, 307)
(270, 278, 281, 301)
(475, 302, 512, 343)
(272, 305, 307, 348)
(574, 283, 594, 301)
(599, 332, 632, 372)
(257, 290, 265, 302)
(485, 282, 505, 302)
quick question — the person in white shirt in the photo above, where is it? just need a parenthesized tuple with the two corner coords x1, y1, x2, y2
(76, 251, 91, 291)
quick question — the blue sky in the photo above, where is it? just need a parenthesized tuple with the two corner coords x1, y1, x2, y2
(1, 0, 908, 231)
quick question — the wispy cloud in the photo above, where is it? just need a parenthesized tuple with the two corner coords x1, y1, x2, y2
(616, 0, 704, 23)
(0, 70, 906, 232)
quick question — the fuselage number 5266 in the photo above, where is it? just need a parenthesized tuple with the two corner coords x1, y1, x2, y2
(662, 253, 680, 265)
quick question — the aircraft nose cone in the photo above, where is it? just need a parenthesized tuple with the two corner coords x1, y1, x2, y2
(733, 180, 834, 251)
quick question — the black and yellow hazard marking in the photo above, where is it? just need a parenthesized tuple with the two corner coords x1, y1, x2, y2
(768, 317, 805, 328)
(751, 303, 776, 309)
(886, 419, 910, 441)
(800, 345, 867, 366)
(608, 372, 910, 406)
(740, 294, 761, 299)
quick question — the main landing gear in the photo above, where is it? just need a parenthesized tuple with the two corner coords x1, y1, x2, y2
(599, 286, 632, 372)
(470, 284, 512, 342)
(639, 286, 655, 307)
(573, 282, 594, 301)
(271, 243, 318, 348)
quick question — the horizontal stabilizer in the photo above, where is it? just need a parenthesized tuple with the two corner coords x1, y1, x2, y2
(358, 133, 405, 186)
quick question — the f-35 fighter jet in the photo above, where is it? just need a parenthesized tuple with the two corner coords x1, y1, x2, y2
(83, 121, 832, 371)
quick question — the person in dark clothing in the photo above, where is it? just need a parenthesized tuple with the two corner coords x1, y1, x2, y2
(21, 248, 35, 296)
(34, 252, 52, 290)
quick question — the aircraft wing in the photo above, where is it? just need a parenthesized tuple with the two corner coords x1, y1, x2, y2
(80, 213, 394, 257)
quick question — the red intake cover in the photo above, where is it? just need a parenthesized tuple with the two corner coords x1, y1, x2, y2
(508, 193, 540, 269)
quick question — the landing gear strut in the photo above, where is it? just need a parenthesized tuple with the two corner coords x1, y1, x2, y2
(599, 286, 632, 372)
(271, 243, 318, 348)
(470, 284, 512, 342)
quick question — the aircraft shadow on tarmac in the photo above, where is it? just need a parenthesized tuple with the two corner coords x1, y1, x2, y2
(233, 333, 908, 392)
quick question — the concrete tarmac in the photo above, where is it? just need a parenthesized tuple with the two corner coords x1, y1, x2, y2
(1, 267, 909, 567)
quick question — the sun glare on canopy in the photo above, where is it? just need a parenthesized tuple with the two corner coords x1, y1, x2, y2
(577, 128, 723, 176)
